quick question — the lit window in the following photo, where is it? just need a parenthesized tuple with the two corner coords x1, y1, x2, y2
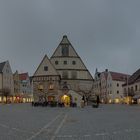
(49, 83, 54, 90)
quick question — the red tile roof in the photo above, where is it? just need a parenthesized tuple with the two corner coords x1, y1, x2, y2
(110, 72, 130, 82)
(19, 73, 28, 80)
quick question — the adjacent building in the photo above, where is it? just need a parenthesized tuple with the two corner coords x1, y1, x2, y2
(19, 73, 33, 102)
(94, 69, 129, 103)
(0, 61, 14, 103)
(93, 68, 101, 97)
(107, 71, 129, 103)
(123, 68, 140, 104)
(13, 70, 20, 96)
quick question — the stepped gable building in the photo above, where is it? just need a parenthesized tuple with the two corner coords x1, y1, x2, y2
(32, 35, 94, 106)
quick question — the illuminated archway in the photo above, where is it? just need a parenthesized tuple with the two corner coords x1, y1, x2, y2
(61, 95, 71, 107)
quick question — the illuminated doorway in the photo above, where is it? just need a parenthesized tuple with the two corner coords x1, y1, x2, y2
(61, 95, 71, 107)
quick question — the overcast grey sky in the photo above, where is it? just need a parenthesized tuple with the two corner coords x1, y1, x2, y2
(0, 0, 140, 76)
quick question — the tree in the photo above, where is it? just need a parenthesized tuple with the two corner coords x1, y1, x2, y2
(0, 88, 11, 103)
(77, 84, 94, 104)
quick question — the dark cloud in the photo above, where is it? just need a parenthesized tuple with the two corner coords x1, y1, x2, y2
(0, 0, 139, 76)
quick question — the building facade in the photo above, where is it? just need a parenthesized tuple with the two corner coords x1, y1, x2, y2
(94, 69, 128, 103)
(107, 72, 129, 103)
(93, 68, 101, 96)
(13, 70, 20, 96)
(19, 73, 33, 102)
(123, 68, 140, 104)
(0, 61, 14, 103)
(32, 35, 94, 106)
(50, 35, 94, 93)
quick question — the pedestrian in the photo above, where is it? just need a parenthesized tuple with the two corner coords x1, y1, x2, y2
(81, 96, 85, 108)
(96, 95, 100, 107)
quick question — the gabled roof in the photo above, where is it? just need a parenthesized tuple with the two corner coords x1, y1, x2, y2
(51, 35, 80, 58)
(33, 55, 59, 76)
(19, 73, 29, 81)
(127, 68, 140, 85)
(0, 61, 6, 73)
(110, 71, 129, 82)
(50, 35, 94, 80)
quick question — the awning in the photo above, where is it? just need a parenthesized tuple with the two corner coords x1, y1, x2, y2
(132, 95, 140, 99)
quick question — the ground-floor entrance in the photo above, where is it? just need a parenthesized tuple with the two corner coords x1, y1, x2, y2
(61, 95, 71, 107)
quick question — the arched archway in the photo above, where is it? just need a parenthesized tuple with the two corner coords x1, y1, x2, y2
(61, 95, 71, 107)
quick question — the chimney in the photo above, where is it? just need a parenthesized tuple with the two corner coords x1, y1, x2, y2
(63, 35, 67, 38)
(105, 69, 108, 72)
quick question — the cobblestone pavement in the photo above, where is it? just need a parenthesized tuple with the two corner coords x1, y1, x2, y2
(0, 104, 140, 140)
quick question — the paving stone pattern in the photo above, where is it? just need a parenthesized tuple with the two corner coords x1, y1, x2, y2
(0, 104, 140, 140)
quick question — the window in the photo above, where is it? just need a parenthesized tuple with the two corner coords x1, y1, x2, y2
(117, 90, 119, 94)
(62, 71, 68, 79)
(62, 45, 69, 56)
(124, 88, 127, 93)
(131, 87, 134, 92)
(55, 61, 59, 65)
(117, 83, 119, 87)
(135, 85, 138, 91)
(71, 71, 77, 79)
(44, 66, 48, 71)
(49, 83, 54, 90)
(72, 61, 76, 65)
(64, 61, 67, 65)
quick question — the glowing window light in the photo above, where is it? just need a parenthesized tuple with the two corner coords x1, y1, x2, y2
(115, 98, 120, 103)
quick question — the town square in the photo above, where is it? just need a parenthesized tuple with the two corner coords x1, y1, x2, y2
(0, 0, 140, 140)
(0, 104, 140, 140)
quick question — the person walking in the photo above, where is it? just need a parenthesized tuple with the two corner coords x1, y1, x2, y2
(96, 95, 100, 107)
